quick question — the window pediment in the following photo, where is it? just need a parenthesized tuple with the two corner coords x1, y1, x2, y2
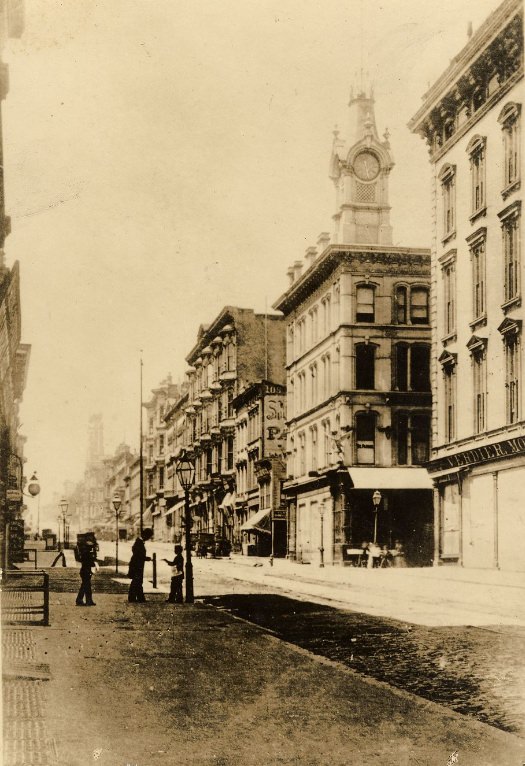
(466, 335, 488, 354)
(466, 227, 487, 247)
(438, 248, 457, 267)
(498, 317, 522, 336)
(497, 101, 521, 126)
(465, 134, 486, 155)
(438, 163, 456, 183)
(438, 350, 457, 367)
(498, 199, 521, 223)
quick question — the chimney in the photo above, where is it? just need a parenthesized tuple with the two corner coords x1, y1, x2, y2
(293, 260, 303, 281)
(304, 247, 317, 268)
(287, 265, 295, 285)
(317, 232, 330, 253)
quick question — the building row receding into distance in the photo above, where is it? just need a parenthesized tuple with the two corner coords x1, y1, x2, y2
(62, 0, 523, 572)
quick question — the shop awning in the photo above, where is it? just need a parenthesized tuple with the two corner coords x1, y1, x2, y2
(240, 508, 272, 535)
(347, 467, 433, 490)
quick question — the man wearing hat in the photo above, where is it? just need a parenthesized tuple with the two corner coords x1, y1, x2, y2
(76, 539, 97, 606)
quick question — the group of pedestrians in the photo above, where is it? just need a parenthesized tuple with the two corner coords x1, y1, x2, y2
(75, 527, 185, 606)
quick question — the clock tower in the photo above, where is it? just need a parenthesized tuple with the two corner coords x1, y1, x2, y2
(329, 87, 394, 246)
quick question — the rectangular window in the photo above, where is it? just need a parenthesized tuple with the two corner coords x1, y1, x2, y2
(471, 239, 486, 319)
(159, 434, 165, 456)
(502, 212, 520, 303)
(473, 350, 487, 434)
(227, 436, 234, 471)
(311, 426, 318, 471)
(502, 113, 520, 189)
(396, 412, 408, 465)
(442, 262, 456, 335)
(355, 344, 375, 389)
(411, 414, 430, 465)
(410, 345, 431, 392)
(443, 364, 456, 443)
(506, 334, 520, 424)
(470, 146, 485, 214)
(394, 344, 408, 391)
(323, 420, 331, 466)
(158, 466, 165, 489)
(442, 175, 455, 237)
(298, 432, 306, 475)
(356, 286, 374, 322)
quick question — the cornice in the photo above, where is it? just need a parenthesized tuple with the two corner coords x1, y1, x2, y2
(273, 244, 430, 315)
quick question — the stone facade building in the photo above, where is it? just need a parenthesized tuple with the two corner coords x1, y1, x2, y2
(142, 375, 180, 539)
(274, 89, 433, 567)
(182, 307, 285, 552)
(410, 0, 524, 571)
(234, 381, 287, 556)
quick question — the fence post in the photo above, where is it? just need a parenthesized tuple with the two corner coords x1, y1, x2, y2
(43, 572, 49, 626)
(152, 552, 157, 589)
(34, 549, 38, 570)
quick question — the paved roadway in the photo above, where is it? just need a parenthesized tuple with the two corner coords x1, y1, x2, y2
(95, 540, 525, 738)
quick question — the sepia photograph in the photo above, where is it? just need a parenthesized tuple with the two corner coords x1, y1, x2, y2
(0, 0, 524, 764)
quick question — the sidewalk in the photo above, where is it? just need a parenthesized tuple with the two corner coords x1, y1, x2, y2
(3, 569, 524, 766)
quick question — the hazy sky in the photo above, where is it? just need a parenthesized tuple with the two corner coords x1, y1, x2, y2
(4, 0, 502, 506)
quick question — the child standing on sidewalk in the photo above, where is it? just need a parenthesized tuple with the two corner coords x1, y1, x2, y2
(163, 544, 184, 603)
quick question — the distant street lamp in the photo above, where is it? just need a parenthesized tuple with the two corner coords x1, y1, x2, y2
(318, 502, 325, 568)
(27, 472, 41, 536)
(112, 493, 122, 574)
(59, 498, 69, 550)
(176, 453, 195, 603)
(372, 490, 382, 544)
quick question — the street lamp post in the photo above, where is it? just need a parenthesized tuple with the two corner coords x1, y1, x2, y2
(176, 453, 195, 604)
(112, 493, 122, 574)
(372, 490, 382, 544)
(27, 472, 41, 537)
(59, 498, 69, 550)
(318, 502, 325, 568)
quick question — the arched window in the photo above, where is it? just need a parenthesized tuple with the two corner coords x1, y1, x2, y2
(356, 285, 375, 322)
(395, 285, 407, 324)
(410, 287, 429, 324)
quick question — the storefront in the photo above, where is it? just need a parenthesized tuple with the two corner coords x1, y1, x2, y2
(429, 436, 525, 572)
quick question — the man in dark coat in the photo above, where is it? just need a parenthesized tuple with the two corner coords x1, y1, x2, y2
(127, 528, 153, 602)
(76, 540, 97, 606)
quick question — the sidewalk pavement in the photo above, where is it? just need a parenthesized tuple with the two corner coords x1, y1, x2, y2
(3, 568, 524, 766)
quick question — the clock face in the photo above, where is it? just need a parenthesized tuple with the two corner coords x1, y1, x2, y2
(354, 151, 380, 181)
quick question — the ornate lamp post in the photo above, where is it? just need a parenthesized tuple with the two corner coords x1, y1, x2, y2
(176, 453, 195, 603)
(112, 493, 122, 574)
(372, 490, 382, 544)
(59, 498, 69, 550)
(318, 502, 325, 568)
(27, 472, 41, 536)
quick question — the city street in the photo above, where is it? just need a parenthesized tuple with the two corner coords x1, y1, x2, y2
(4, 550, 524, 765)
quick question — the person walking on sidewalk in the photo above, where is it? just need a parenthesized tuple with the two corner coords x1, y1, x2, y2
(76, 540, 97, 606)
(127, 528, 153, 603)
(163, 544, 184, 603)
